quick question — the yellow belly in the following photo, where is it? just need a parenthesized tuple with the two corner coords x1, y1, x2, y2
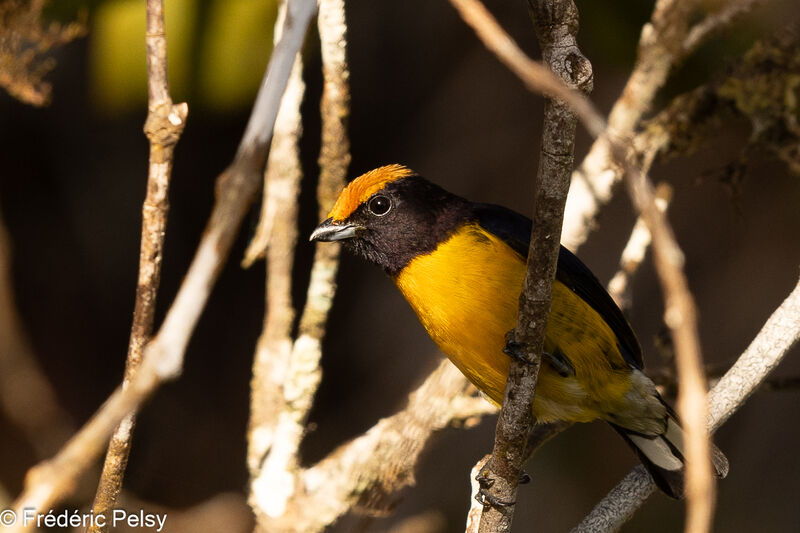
(393, 223, 633, 423)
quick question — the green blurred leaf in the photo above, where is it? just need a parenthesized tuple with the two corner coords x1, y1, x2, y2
(91, 0, 196, 113)
(197, 0, 277, 111)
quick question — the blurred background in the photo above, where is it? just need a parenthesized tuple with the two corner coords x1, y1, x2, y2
(1, 0, 799, 531)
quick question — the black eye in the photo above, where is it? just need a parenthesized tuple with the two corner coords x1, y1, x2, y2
(368, 195, 392, 216)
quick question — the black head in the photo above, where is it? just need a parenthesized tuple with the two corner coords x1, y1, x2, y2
(310, 166, 471, 275)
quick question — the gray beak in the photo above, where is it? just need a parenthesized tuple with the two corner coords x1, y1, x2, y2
(309, 217, 364, 242)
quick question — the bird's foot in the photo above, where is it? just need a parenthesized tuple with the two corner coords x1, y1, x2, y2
(503, 329, 532, 364)
(474, 468, 529, 508)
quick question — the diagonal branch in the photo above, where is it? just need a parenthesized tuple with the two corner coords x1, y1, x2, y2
(562, 0, 763, 250)
(573, 275, 800, 532)
(6, 1, 318, 529)
(607, 183, 672, 309)
(264, 358, 492, 532)
(682, 0, 764, 55)
(249, 0, 350, 529)
(89, 1, 187, 529)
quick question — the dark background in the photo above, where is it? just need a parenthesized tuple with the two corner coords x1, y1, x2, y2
(1, 1, 799, 531)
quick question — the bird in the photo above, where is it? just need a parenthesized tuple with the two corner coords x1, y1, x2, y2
(309, 164, 728, 499)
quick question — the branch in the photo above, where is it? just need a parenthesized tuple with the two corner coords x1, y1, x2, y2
(640, 30, 800, 176)
(249, 0, 350, 528)
(6, 1, 318, 528)
(562, 0, 763, 250)
(447, 1, 730, 530)
(624, 146, 714, 533)
(245, 0, 306, 485)
(607, 183, 672, 309)
(0, 208, 75, 458)
(447, 0, 603, 138)
(89, 1, 187, 528)
(262, 359, 491, 532)
(573, 275, 800, 532)
(444, 1, 592, 531)
(0, 0, 85, 106)
(682, 0, 764, 56)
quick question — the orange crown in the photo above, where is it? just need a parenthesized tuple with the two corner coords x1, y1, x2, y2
(328, 164, 415, 221)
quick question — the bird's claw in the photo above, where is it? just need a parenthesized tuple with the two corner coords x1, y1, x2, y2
(475, 488, 516, 508)
(474, 468, 522, 508)
(503, 329, 532, 364)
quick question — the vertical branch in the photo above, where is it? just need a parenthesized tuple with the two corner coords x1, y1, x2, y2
(607, 183, 672, 308)
(292, 0, 351, 417)
(444, 1, 592, 531)
(245, 0, 306, 483)
(245, 0, 308, 525)
(89, 0, 187, 528)
(8, 1, 318, 527)
(624, 164, 714, 533)
(249, 0, 350, 529)
(446, 2, 736, 532)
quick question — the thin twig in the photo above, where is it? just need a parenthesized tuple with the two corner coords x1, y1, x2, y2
(88, 1, 187, 529)
(607, 183, 672, 309)
(260, 359, 491, 532)
(562, 0, 760, 250)
(448, 1, 592, 531)
(249, 0, 350, 529)
(623, 151, 714, 533)
(573, 275, 800, 532)
(7, 1, 318, 528)
(447, 0, 603, 138)
(245, 0, 306, 485)
(241, 3, 305, 269)
(682, 0, 764, 55)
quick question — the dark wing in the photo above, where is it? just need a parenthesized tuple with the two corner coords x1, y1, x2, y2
(473, 203, 643, 369)
(556, 245, 643, 368)
(472, 203, 532, 256)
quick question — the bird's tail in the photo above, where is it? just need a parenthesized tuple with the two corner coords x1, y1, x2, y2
(611, 415, 729, 499)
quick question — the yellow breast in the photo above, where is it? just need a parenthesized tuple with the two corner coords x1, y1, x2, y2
(393, 223, 632, 423)
(394, 224, 519, 402)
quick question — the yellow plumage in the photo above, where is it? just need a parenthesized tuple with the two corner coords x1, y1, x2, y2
(394, 223, 641, 425)
(310, 165, 729, 498)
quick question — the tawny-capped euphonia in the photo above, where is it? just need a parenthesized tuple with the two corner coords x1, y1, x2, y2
(310, 164, 728, 498)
